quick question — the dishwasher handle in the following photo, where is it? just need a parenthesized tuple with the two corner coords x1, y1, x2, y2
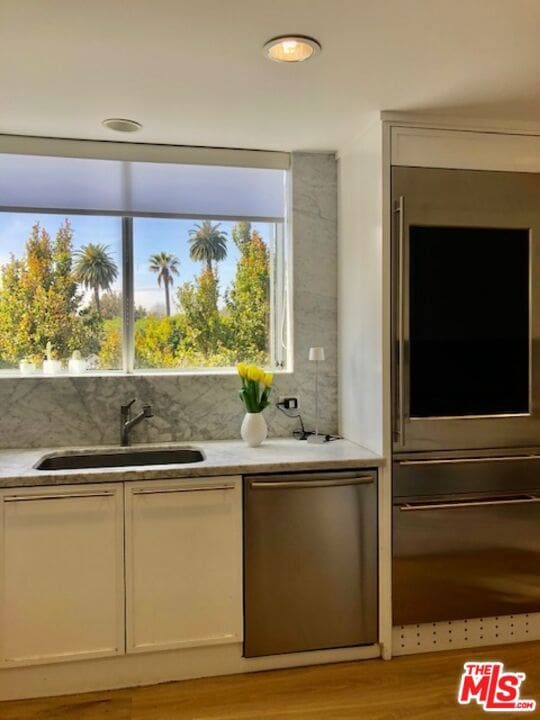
(249, 474, 374, 490)
(398, 494, 540, 511)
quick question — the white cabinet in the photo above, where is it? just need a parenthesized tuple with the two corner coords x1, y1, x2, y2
(0, 484, 124, 667)
(0, 474, 243, 668)
(125, 476, 242, 653)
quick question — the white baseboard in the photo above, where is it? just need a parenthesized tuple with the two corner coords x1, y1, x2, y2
(0, 642, 381, 701)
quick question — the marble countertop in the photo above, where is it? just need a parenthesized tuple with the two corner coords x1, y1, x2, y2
(0, 438, 384, 488)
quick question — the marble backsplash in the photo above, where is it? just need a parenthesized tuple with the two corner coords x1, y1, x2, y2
(0, 152, 337, 448)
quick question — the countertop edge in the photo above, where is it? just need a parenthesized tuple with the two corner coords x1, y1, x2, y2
(0, 439, 385, 488)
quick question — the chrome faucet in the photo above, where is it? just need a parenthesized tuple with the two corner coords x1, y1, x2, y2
(120, 399, 154, 446)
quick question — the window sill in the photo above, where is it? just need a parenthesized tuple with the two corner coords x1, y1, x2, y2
(0, 367, 294, 380)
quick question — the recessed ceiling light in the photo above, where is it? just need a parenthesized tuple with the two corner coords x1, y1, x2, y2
(102, 118, 142, 133)
(263, 35, 321, 63)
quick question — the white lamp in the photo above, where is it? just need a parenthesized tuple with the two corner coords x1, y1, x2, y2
(308, 347, 326, 444)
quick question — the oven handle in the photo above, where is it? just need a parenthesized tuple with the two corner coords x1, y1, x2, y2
(398, 494, 540, 511)
(393, 195, 405, 447)
(397, 455, 538, 466)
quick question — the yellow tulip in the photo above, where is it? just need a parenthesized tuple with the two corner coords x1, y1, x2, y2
(247, 365, 262, 382)
(237, 362, 248, 379)
(263, 372, 273, 387)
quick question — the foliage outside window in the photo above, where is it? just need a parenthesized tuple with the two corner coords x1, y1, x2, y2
(0, 212, 288, 373)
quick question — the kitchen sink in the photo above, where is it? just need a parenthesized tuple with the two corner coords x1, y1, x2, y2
(35, 447, 205, 470)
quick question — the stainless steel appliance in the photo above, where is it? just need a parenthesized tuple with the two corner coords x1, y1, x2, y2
(391, 166, 540, 626)
(243, 469, 378, 657)
(393, 454, 540, 625)
(392, 166, 540, 453)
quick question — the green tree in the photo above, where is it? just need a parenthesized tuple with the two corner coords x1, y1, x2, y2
(88, 290, 147, 321)
(0, 221, 99, 365)
(74, 243, 118, 316)
(135, 315, 185, 368)
(149, 252, 180, 316)
(226, 225, 270, 363)
(98, 317, 122, 369)
(177, 269, 223, 358)
(188, 220, 228, 273)
(232, 221, 252, 252)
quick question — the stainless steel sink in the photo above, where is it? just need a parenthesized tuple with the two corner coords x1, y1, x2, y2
(35, 447, 205, 470)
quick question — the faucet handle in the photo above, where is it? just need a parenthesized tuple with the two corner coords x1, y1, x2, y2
(121, 398, 137, 412)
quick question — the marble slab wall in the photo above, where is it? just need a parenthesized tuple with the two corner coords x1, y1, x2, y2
(0, 152, 337, 448)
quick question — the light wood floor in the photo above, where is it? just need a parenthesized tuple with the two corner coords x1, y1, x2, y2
(1, 642, 539, 719)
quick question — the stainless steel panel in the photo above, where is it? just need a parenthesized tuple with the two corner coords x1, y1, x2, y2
(391, 166, 540, 452)
(392, 458, 540, 625)
(393, 454, 540, 498)
(244, 470, 378, 657)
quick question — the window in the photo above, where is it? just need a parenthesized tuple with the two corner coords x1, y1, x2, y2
(0, 150, 290, 375)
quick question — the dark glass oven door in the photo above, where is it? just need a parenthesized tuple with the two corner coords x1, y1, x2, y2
(392, 167, 540, 452)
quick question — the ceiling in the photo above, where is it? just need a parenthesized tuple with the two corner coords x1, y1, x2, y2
(2, 0, 540, 153)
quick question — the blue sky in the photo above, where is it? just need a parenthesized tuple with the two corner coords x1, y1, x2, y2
(0, 212, 273, 312)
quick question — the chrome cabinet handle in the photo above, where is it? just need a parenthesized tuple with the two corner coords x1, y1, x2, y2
(250, 475, 374, 489)
(4, 490, 115, 502)
(398, 495, 540, 511)
(132, 484, 235, 496)
(393, 195, 405, 447)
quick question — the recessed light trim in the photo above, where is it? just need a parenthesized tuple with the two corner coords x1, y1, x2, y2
(102, 118, 142, 133)
(263, 35, 321, 63)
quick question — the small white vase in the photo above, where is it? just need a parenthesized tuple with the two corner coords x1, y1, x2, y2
(43, 359, 62, 375)
(68, 358, 87, 374)
(19, 360, 36, 375)
(241, 412, 267, 447)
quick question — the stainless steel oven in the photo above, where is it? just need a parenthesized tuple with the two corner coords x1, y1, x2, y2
(392, 166, 540, 453)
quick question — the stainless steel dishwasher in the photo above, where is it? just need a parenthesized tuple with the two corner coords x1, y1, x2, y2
(243, 469, 378, 657)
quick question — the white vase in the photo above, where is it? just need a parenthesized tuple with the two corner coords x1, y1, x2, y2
(68, 358, 87, 374)
(42, 359, 62, 375)
(241, 412, 267, 447)
(19, 360, 36, 375)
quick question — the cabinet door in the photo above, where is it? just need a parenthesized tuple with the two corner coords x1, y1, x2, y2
(125, 477, 242, 653)
(0, 484, 124, 667)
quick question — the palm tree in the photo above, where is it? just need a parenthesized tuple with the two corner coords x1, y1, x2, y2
(149, 252, 180, 316)
(188, 220, 228, 273)
(74, 243, 118, 316)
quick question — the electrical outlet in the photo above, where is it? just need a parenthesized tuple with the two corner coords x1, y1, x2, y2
(278, 396, 299, 411)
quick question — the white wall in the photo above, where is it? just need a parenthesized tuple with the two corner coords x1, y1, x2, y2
(338, 117, 393, 658)
(337, 116, 385, 455)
